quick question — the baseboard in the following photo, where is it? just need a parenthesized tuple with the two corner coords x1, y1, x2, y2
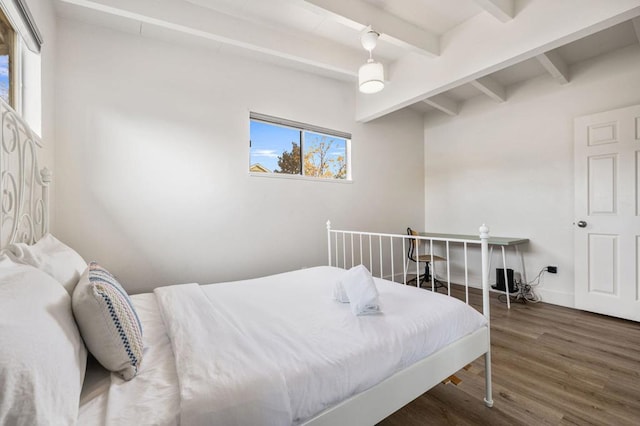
(537, 288, 574, 308)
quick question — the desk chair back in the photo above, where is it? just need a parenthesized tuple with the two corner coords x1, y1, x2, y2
(406, 228, 421, 262)
(406, 227, 447, 289)
(407, 228, 445, 263)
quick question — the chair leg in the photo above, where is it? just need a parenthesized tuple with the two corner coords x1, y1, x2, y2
(432, 264, 448, 293)
(407, 259, 425, 287)
(420, 263, 430, 288)
(424, 263, 447, 293)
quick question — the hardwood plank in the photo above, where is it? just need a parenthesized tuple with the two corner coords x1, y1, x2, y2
(377, 286, 640, 425)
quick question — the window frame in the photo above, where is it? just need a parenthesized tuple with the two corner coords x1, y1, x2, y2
(249, 112, 352, 182)
(0, 7, 16, 107)
(0, 0, 43, 120)
(0, 0, 42, 54)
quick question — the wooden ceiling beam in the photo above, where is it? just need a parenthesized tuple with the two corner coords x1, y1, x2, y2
(423, 94, 458, 116)
(303, 0, 439, 57)
(471, 76, 506, 102)
(474, 0, 514, 23)
(59, 0, 365, 80)
(536, 51, 570, 85)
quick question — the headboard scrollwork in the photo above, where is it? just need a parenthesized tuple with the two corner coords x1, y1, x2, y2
(0, 98, 50, 249)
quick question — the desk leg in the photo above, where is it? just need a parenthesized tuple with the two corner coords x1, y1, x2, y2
(501, 246, 510, 309)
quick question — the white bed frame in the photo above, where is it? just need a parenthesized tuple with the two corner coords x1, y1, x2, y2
(303, 222, 494, 425)
(0, 95, 492, 425)
(0, 98, 50, 248)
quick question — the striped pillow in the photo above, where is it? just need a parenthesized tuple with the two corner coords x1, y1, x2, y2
(72, 262, 143, 380)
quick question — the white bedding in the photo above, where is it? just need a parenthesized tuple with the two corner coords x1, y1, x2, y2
(79, 266, 486, 426)
(78, 293, 180, 425)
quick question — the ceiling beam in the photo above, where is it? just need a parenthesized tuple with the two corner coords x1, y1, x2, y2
(632, 17, 640, 43)
(536, 51, 570, 85)
(58, 0, 365, 80)
(471, 76, 506, 102)
(423, 95, 458, 116)
(357, 0, 640, 122)
(474, 0, 514, 23)
(303, 0, 439, 57)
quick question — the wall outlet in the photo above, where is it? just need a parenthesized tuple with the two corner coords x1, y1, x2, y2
(547, 266, 557, 274)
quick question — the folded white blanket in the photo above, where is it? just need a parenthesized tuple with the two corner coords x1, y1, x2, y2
(338, 265, 382, 315)
(154, 283, 292, 426)
(333, 281, 349, 303)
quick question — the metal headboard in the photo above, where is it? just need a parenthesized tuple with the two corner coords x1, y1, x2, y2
(0, 97, 50, 249)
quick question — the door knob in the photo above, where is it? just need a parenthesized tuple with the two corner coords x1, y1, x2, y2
(577, 221, 587, 228)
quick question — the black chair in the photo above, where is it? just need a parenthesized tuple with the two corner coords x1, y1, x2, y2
(406, 227, 446, 290)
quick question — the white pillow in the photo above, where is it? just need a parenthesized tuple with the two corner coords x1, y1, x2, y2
(0, 255, 87, 425)
(7, 233, 87, 295)
(73, 262, 144, 381)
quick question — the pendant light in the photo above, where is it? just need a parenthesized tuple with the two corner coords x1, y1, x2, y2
(358, 27, 384, 94)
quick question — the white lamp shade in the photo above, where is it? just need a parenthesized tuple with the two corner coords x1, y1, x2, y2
(358, 61, 384, 94)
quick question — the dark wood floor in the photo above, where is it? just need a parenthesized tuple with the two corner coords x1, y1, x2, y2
(378, 285, 640, 426)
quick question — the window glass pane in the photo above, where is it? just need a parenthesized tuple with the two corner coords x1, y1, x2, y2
(303, 131, 347, 180)
(249, 113, 351, 181)
(250, 120, 301, 174)
(0, 54, 9, 104)
(0, 12, 13, 106)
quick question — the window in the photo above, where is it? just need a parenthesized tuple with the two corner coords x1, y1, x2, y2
(0, 0, 43, 125)
(0, 8, 16, 106)
(249, 113, 351, 181)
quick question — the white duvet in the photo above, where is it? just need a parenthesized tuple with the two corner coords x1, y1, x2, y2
(79, 266, 486, 426)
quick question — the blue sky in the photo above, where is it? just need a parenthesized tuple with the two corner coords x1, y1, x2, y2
(250, 121, 299, 172)
(250, 120, 346, 173)
(0, 55, 8, 103)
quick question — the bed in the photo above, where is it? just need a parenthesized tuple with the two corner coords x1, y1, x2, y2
(0, 97, 493, 425)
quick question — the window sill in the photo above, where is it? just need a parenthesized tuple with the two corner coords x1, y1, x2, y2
(249, 172, 353, 184)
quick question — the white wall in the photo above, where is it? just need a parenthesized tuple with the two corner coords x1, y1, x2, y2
(423, 45, 640, 307)
(54, 19, 425, 293)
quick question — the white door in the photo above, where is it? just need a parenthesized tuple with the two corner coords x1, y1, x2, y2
(574, 104, 640, 322)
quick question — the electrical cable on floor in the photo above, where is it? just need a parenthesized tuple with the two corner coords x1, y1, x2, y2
(497, 267, 547, 304)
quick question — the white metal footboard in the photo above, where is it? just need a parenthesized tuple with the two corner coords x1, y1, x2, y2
(326, 221, 488, 302)
(324, 220, 494, 415)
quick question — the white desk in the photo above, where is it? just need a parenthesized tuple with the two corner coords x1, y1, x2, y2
(419, 232, 529, 309)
